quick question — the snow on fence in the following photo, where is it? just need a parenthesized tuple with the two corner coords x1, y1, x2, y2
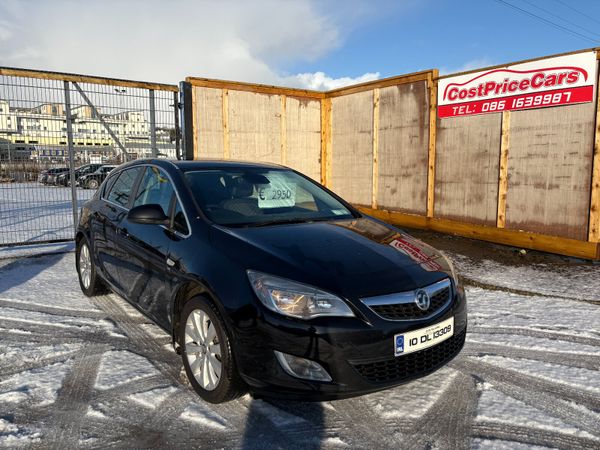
(0, 67, 180, 247)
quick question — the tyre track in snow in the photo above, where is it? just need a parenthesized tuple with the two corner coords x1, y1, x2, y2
(87, 294, 250, 433)
(462, 342, 600, 371)
(452, 358, 600, 437)
(35, 344, 108, 450)
(471, 422, 600, 450)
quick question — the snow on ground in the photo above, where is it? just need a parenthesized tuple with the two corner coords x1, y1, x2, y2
(450, 252, 600, 303)
(0, 245, 599, 448)
(0, 182, 94, 245)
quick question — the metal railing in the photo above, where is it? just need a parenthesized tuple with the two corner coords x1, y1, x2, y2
(0, 67, 180, 247)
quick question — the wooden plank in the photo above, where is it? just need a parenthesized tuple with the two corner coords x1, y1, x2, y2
(376, 82, 429, 215)
(286, 97, 321, 181)
(227, 90, 281, 163)
(497, 110, 511, 228)
(327, 71, 433, 98)
(192, 87, 224, 159)
(589, 57, 600, 241)
(320, 98, 332, 186)
(0, 66, 178, 91)
(186, 77, 324, 99)
(372, 88, 380, 208)
(506, 103, 595, 241)
(280, 95, 287, 165)
(427, 71, 438, 218)
(358, 206, 599, 260)
(435, 113, 502, 226)
(330, 91, 373, 204)
(222, 89, 230, 159)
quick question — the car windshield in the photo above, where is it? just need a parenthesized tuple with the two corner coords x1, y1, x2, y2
(184, 168, 356, 226)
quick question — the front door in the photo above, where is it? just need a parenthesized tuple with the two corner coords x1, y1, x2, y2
(118, 166, 176, 327)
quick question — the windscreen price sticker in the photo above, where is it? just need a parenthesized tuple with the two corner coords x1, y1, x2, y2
(257, 180, 296, 208)
(394, 316, 454, 356)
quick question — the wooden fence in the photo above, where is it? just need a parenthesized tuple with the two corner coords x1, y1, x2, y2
(185, 49, 600, 260)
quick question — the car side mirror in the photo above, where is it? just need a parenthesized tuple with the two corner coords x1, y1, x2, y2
(127, 204, 169, 225)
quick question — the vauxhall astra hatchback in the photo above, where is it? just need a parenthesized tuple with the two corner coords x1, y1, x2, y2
(75, 159, 467, 403)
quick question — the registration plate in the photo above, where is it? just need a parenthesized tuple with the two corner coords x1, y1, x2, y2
(394, 317, 454, 357)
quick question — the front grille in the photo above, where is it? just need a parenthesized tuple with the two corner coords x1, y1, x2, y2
(370, 287, 450, 320)
(352, 329, 466, 384)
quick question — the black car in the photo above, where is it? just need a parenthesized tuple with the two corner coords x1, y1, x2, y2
(56, 164, 102, 187)
(76, 159, 466, 403)
(78, 165, 116, 189)
(38, 167, 69, 185)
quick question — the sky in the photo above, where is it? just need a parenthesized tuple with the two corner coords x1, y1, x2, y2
(1, 0, 600, 90)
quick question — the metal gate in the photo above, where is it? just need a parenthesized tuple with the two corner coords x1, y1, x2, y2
(0, 68, 181, 247)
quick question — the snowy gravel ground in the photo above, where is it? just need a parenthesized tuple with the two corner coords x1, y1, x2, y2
(0, 244, 599, 449)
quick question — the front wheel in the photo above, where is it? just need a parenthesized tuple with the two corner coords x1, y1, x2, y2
(76, 236, 107, 296)
(87, 179, 99, 190)
(179, 297, 245, 403)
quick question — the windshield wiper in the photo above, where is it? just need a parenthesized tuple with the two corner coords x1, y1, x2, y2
(243, 218, 310, 227)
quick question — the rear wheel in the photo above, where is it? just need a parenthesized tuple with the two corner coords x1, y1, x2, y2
(76, 236, 107, 296)
(179, 297, 245, 403)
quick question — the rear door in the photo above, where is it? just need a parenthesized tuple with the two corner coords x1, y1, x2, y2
(90, 167, 142, 294)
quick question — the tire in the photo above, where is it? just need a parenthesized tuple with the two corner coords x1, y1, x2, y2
(87, 178, 99, 190)
(179, 297, 246, 403)
(76, 235, 107, 296)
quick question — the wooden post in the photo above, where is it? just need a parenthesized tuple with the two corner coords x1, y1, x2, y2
(426, 70, 439, 218)
(372, 88, 380, 209)
(280, 95, 287, 165)
(191, 87, 199, 160)
(589, 56, 600, 241)
(497, 110, 511, 228)
(222, 89, 230, 159)
(320, 97, 332, 187)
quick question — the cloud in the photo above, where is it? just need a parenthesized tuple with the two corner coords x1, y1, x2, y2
(0, 0, 378, 90)
(286, 71, 380, 91)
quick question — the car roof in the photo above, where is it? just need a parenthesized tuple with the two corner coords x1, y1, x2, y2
(120, 158, 287, 172)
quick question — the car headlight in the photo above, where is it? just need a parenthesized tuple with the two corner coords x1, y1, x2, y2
(247, 270, 355, 319)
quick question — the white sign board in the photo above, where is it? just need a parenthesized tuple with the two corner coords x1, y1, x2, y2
(438, 52, 597, 118)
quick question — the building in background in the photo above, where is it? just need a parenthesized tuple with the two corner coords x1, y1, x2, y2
(0, 99, 176, 161)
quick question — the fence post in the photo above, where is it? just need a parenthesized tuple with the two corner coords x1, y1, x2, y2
(63, 81, 79, 236)
(179, 81, 195, 160)
(149, 89, 157, 157)
(173, 91, 181, 160)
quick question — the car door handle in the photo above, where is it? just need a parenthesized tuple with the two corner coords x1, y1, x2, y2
(117, 227, 129, 237)
(166, 257, 176, 267)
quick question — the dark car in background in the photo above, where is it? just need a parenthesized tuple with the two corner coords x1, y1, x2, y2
(55, 163, 102, 187)
(75, 159, 466, 403)
(38, 167, 69, 185)
(78, 165, 116, 189)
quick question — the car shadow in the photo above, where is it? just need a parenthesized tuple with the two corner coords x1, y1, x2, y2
(241, 397, 325, 449)
(0, 246, 71, 295)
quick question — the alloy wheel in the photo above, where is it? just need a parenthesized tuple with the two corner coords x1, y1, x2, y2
(184, 309, 223, 391)
(79, 243, 92, 289)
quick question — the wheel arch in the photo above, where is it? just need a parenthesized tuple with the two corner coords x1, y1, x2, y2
(171, 280, 230, 353)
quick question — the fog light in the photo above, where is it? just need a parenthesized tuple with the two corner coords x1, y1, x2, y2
(274, 351, 332, 382)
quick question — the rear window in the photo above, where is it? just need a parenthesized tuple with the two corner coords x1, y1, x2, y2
(104, 168, 141, 208)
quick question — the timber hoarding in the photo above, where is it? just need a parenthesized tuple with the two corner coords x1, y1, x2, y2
(185, 48, 600, 259)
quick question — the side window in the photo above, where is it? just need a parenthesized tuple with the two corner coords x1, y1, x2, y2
(172, 199, 189, 235)
(105, 168, 140, 208)
(133, 166, 174, 216)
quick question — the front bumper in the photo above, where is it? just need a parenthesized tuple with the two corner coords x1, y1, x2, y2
(234, 285, 467, 401)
